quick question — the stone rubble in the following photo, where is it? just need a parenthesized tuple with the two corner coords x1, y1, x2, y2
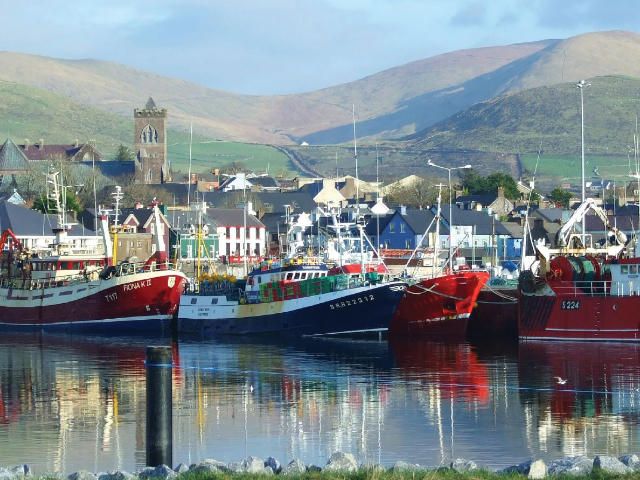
(3, 451, 640, 478)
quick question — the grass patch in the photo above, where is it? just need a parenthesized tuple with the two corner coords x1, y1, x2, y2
(167, 140, 295, 176)
(520, 154, 634, 182)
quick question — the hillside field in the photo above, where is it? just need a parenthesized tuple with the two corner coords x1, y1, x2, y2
(521, 153, 634, 184)
(167, 140, 295, 176)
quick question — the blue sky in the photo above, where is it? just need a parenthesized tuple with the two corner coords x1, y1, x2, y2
(0, 0, 638, 94)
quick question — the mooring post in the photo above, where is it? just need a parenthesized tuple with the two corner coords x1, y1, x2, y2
(146, 346, 173, 467)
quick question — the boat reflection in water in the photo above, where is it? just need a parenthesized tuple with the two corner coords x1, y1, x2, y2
(518, 341, 640, 458)
(0, 333, 160, 474)
(5, 333, 640, 474)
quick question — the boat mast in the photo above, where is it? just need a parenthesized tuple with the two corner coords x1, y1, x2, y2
(352, 105, 364, 278)
(434, 184, 444, 276)
(375, 144, 381, 265)
(111, 186, 123, 265)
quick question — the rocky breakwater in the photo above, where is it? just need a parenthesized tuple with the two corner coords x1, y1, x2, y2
(3, 452, 640, 478)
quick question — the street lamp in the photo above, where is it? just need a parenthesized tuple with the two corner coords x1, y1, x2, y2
(577, 79, 590, 244)
(427, 159, 472, 271)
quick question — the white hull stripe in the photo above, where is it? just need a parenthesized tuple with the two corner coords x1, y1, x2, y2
(545, 327, 640, 332)
(408, 313, 470, 325)
(521, 336, 640, 342)
(306, 327, 387, 337)
(0, 314, 171, 327)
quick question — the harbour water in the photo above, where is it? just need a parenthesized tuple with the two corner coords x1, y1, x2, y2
(1, 332, 640, 474)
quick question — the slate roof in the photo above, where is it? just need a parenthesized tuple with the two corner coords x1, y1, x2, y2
(259, 212, 285, 233)
(0, 139, 29, 173)
(207, 208, 265, 228)
(437, 205, 511, 236)
(0, 201, 95, 237)
(402, 209, 437, 235)
(364, 212, 394, 236)
(202, 191, 317, 214)
(585, 214, 639, 232)
(532, 208, 565, 223)
(249, 176, 279, 188)
(455, 194, 497, 206)
(120, 208, 170, 229)
(19, 144, 82, 161)
(167, 210, 218, 232)
(89, 160, 135, 178)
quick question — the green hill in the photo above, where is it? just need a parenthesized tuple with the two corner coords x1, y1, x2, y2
(0, 80, 294, 175)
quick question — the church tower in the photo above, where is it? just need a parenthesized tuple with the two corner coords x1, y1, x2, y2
(134, 97, 169, 184)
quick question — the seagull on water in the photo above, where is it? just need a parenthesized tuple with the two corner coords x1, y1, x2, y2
(554, 376, 567, 385)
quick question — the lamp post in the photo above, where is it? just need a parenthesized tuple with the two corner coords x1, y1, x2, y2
(427, 159, 472, 270)
(577, 79, 590, 244)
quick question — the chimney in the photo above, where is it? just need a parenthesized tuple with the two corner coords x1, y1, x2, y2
(497, 186, 505, 198)
(24, 139, 30, 151)
(400, 205, 407, 215)
(213, 168, 220, 176)
(38, 139, 44, 150)
(73, 139, 79, 148)
(190, 173, 197, 184)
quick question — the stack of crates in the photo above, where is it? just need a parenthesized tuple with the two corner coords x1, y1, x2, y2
(334, 274, 349, 291)
(299, 277, 322, 297)
(259, 281, 283, 303)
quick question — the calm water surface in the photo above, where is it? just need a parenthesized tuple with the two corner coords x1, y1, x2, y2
(1, 333, 640, 474)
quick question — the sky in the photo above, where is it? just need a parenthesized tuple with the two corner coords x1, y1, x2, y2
(0, 0, 638, 95)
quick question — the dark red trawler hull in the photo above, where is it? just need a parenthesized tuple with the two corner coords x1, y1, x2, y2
(519, 281, 640, 342)
(468, 286, 518, 338)
(390, 271, 489, 337)
(0, 272, 186, 334)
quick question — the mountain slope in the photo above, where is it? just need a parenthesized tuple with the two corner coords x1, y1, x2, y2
(0, 80, 294, 175)
(305, 31, 640, 143)
(0, 41, 553, 143)
(409, 75, 640, 156)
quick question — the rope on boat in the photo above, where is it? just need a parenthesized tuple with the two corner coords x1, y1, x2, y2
(478, 282, 518, 303)
(404, 280, 518, 304)
(403, 282, 468, 301)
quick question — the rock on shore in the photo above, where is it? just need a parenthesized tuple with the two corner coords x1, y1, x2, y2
(6, 451, 640, 478)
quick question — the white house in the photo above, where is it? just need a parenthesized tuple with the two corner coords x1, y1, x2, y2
(207, 207, 267, 263)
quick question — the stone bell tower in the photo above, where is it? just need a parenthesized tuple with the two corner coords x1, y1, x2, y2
(134, 97, 169, 184)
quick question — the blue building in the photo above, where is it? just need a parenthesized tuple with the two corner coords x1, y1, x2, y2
(365, 207, 439, 250)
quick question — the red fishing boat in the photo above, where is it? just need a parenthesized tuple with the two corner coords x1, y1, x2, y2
(389, 185, 489, 338)
(518, 198, 640, 341)
(0, 174, 186, 333)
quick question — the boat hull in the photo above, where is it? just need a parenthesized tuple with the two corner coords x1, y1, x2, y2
(0, 271, 187, 334)
(390, 271, 489, 338)
(519, 282, 640, 342)
(468, 285, 518, 338)
(178, 281, 407, 336)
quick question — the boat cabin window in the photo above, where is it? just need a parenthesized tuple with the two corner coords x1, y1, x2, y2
(211, 298, 218, 304)
(257, 276, 262, 283)
(286, 273, 293, 280)
(190, 298, 197, 304)
(301, 273, 307, 279)
(294, 273, 300, 280)
(621, 265, 629, 274)
(630, 265, 638, 275)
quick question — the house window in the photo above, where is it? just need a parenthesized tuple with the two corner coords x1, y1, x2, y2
(405, 239, 411, 249)
(389, 223, 395, 233)
(400, 223, 406, 233)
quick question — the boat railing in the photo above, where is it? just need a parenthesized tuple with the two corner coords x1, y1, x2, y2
(551, 280, 612, 296)
(0, 260, 178, 291)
